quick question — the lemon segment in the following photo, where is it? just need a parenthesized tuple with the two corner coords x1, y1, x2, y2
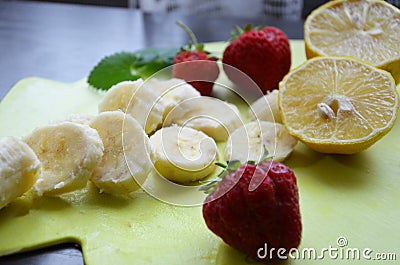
(279, 56, 399, 154)
(304, 0, 400, 83)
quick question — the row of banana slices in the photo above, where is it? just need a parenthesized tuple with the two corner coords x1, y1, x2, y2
(0, 78, 297, 210)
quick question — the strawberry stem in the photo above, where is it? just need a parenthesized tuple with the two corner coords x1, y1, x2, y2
(176, 21, 202, 50)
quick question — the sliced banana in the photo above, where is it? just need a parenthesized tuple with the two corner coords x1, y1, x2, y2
(224, 121, 297, 163)
(145, 78, 200, 119)
(58, 114, 95, 125)
(0, 136, 41, 210)
(163, 96, 242, 141)
(98, 79, 165, 134)
(248, 89, 282, 123)
(24, 122, 104, 196)
(89, 111, 154, 196)
(150, 126, 217, 183)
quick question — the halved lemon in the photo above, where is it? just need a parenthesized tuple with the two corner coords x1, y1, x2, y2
(304, 0, 400, 83)
(279, 56, 398, 154)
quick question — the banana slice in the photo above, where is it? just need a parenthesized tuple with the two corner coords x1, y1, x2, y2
(224, 121, 297, 163)
(145, 78, 200, 119)
(59, 114, 95, 125)
(248, 89, 282, 123)
(150, 126, 217, 183)
(98, 79, 165, 134)
(24, 122, 104, 196)
(0, 136, 41, 210)
(89, 111, 154, 196)
(163, 96, 242, 141)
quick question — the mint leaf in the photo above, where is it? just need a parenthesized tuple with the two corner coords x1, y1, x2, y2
(132, 47, 179, 78)
(88, 48, 179, 91)
(88, 52, 139, 91)
(134, 47, 178, 66)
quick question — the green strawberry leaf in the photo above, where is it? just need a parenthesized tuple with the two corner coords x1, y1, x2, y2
(198, 179, 220, 194)
(199, 152, 273, 195)
(88, 48, 179, 91)
(230, 24, 263, 40)
(199, 160, 243, 194)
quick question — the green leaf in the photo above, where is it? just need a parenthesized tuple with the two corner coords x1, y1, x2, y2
(133, 47, 179, 77)
(226, 160, 242, 173)
(88, 47, 179, 91)
(261, 145, 273, 162)
(215, 162, 228, 169)
(199, 160, 244, 194)
(243, 23, 253, 32)
(134, 47, 178, 67)
(230, 24, 263, 40)
(198, 180, 220, 194)
(87, 52, 139, 91)
(194, 43, 204, 51)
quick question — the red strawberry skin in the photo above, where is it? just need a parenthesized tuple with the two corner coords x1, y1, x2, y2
(173, 50, 220, 96)
(222, 27, 291, 94)
(202, 161, 301, 263)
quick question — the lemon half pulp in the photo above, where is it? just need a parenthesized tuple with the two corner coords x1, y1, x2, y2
(304, 0, 400, 83)
(279, 56, 398, 154)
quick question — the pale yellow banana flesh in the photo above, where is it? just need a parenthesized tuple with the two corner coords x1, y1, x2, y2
(150, 126, 217, 183)
(248, 89, 282, 123)
(144, 78, 201, 120)
(1, 79, 292, 202)
(55, 113, 95, 125)
(24, 122, 104, 196)
(0, 136, 41, 210)
(163, 96, 243, 141)
(89, 111, 154, 196)
(98, 79, 165, 135)
(225, 121, 298, 163)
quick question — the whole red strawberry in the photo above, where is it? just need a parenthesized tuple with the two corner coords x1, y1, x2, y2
(222, 25, 291, 94)
(202, 160, 301, 263)
(172, 22, 220, 96)
(173, 50, 219, 96)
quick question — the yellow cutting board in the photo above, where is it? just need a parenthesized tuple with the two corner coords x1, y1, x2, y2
(0, 41, 399, 264)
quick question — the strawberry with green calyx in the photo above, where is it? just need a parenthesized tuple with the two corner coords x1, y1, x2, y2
(202, 159, 302, 263)
(172, 21, 220, 96)
(222, 24, 291, 94)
